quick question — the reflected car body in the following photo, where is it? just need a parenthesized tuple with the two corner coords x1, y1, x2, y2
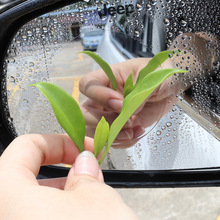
(81, 27, 103, 50)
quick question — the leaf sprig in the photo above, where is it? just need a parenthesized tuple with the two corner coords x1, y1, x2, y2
(32, 50, 187, 165)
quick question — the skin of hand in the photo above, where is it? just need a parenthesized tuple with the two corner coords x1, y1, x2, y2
(0, 134, 138, 220)
(79, 57, 178, 146)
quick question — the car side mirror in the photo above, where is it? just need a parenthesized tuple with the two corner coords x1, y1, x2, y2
(0, 0, 219, 188)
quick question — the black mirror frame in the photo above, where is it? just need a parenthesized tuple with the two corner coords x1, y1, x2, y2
(0, 0, 220, 188)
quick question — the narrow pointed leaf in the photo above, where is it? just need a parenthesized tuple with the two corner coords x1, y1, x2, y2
(135, 50, 179, 87)
(123, 73, 133, 98)
(81, 51, 117, 90)
(32, 82, 86, 152)
(99, 68, 188, 164)
(94, 116, 109, 157)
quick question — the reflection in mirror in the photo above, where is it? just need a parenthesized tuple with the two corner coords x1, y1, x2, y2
(4, 0, 220, 170)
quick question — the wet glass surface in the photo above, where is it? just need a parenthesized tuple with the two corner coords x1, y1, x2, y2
(4, 0, 220, 170)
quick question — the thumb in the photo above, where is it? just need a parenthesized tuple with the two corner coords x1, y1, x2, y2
(64, 151, 104, 190)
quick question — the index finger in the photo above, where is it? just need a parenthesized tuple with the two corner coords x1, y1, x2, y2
(79, 68, 123, 112)
(0, 134, 94, 181)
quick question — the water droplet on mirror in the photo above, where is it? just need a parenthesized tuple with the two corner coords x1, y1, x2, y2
(9, 76, 15, 83)
(136, 3, 143, 11)
(168, 53, 173, 58)
(29, 62, 34, 67)
(168, 32, 173, 37)
(8, 57, 15, 63)
(101, 16, 107, 21)
(45, 47, 51, 52)
(166, 122, 172, 127)
(178, 31, 183, 35)
(213, 60, 220, 68)
(22, 35, 27, 41)
(134, 31, 140, 37)
(180, 20, 187, 26)
(151, 0, 157, 5)
(53, 18, 58, 24)
(146, 4, 152, 10)
(156, 130, 162, 136)
(164, 18, 170, 26)
(36, 27, 40, 33)
(27, 30, 32, 37)
(42, 27, 48, 33)
(161, 125, 166, 130)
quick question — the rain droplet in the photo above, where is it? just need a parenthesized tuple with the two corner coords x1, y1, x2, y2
(29, 62, 34, 67)
(151, 0, 157, 5)
(178, 31, 183, 35)
(169, 53, 173, 58)
(42, 27, 48, 33)
(164, 18, 170, 26)
(134, 30, 140, 37)
(136, 3, 143, 11)
(101, 16, 107, 21)
(16, 41, 21, 46)
(36, 27, 40, 33)
(27, 30, 32, 37)
(146, 4, 152, 10)
(156, 130, 162, 136)
(22, 35, 27, 41)
(180, 20, 187, 27)
(9, 76, 15, 83)
(53, 18, 58, 24)
(166, 122, 172, 127)
(213, 60, 220, 68)
(45, 47, 51, 52)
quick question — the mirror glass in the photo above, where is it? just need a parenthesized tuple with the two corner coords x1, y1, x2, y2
(4, 0, 220, 170)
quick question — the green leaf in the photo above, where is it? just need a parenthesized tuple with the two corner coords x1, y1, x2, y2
(94, 116, 109, 157)
(123, 73, 133, 98)
(135, 50, 179, 87)
(31, 82, 86, 152)
(81, 51, 117, 90)
(99, 68, 188, 164)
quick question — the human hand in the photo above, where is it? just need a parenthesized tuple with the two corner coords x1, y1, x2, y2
(79, 58, 177, 146)
(0, 134, 138, 220)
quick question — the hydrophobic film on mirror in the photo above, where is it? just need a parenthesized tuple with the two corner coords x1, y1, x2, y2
(4, 0, 220, 170)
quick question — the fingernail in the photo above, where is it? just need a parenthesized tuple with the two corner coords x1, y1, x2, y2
(108, 99, 123, 112)
(74, 151, 100, 178)
(117, 130, 132, 140)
